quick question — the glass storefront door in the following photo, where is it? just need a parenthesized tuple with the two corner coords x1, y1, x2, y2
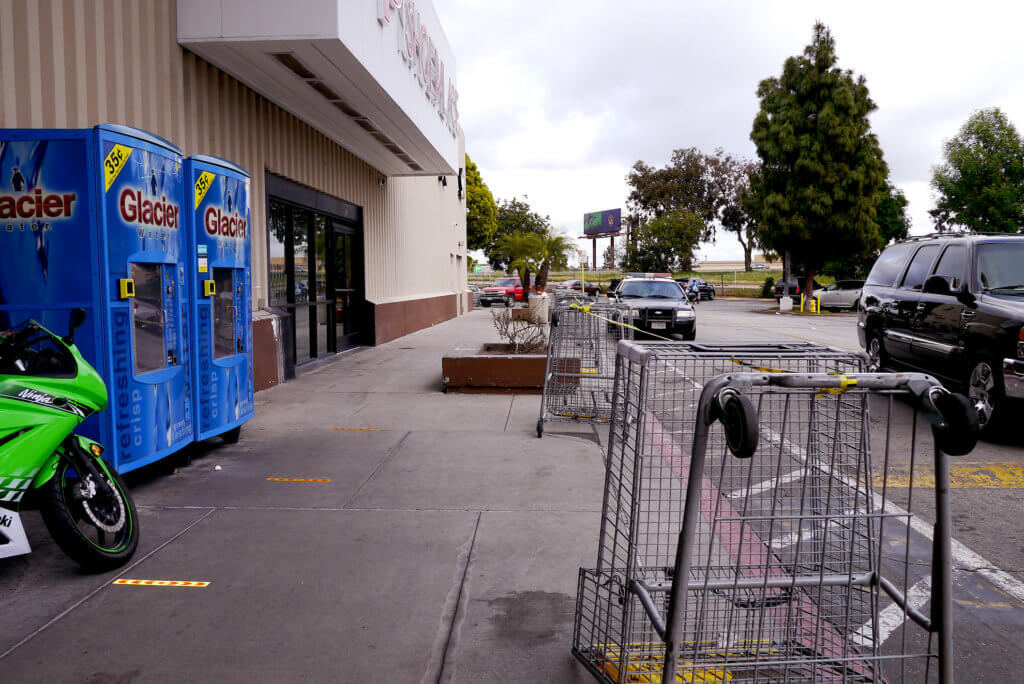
(331, 221, 363, 349)
(267, 197, 365, 367)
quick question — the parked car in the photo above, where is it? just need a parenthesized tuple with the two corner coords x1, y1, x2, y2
(675, 277, 716, 301)
(817, 279, 865, 311)
(751, 263, 770, 270)
(557, 279, 602, 296)
(609, 276, 696, 340)
(773, 275, 823, 299)
(859, 233, 1024, 432)
(479, 277, 531, 307)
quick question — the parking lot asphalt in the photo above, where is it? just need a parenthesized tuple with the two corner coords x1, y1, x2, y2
(1, 299, 1023, 682)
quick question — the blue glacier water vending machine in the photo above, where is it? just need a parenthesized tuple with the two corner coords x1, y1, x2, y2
(184, 155, 253, 443)
(0, 125, 193, 473)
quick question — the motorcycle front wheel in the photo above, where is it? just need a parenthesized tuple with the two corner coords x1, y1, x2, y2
(39, 457, 139, 572)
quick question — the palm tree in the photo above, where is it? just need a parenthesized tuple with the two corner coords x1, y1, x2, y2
(495, 232, 543, 291)
(534, 232, 573, 291)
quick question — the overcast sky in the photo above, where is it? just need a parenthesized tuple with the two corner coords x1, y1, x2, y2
(434, 0, 1024, 265)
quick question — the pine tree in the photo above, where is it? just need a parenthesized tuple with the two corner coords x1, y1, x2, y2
(748, 23, 888, 297)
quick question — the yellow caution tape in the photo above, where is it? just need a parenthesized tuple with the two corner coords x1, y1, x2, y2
(729, 359, 792, 374)
(817, 372, 858, 397)
(568, 303, 674, 342)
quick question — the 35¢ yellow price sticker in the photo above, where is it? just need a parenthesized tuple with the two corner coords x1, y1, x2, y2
(194, 170, 216, 209)
(103, 144, 132, 192)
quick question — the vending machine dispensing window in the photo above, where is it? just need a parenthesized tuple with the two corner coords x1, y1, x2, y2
(212, 267, 240, 360)
(129, 262, 168, 374)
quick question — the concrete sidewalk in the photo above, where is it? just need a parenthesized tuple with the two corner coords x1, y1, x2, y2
(0, 310, 603, 683)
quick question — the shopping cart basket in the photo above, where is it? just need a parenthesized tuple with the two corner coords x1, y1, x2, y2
(573, 341, 978, 683)
(536, 297, 634, 437)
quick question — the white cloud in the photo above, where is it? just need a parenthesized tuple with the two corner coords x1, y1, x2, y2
(437, 0, 1024, 260)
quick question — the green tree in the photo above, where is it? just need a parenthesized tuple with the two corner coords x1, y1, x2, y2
(930, 108, 1024, 232)
(465, 154, 498, 251)
(823, 181, 910, 277)
(622, 209, 703, 272)
(627, 148, 717, 241)
(494, 231, 542, 289)
(601, 241, 623, 269)
(486, 196, 551, 270)
(534, 233, 574, 291)
(709, 152, 759, 271)
(747, 23, 889, 298)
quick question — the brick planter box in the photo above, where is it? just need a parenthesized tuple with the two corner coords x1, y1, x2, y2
(442, 343, 556, 394)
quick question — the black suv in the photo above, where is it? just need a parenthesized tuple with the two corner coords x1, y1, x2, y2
(859, 233, 1024, 431)
(610, 277, 696, 339)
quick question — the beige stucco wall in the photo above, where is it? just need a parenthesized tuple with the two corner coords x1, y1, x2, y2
(0, 0, 468, 314)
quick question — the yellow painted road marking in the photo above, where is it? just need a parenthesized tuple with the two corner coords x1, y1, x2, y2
(266, 477, 332, 482)
(954, 598, 1017, 609)
(331, 427, 380, 431)
(114, 579, 209, 587)
(875, 463, 1024, 488)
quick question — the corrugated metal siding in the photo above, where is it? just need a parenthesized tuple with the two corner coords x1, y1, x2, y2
(0, 0, 466, 311)
(0, 0, 186, 141)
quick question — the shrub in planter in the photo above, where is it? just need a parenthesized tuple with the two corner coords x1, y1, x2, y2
(491, 301, 547, 353)
(760, 277, 775, 298)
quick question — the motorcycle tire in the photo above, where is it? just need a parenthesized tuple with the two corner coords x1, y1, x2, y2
(39, 457, 139, 572)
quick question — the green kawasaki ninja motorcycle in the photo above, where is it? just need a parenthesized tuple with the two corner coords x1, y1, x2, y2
(0, 309, 138, 571)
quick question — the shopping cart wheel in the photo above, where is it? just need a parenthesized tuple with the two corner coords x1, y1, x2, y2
(717, 391, 758, 459)
(536, 419, 544, 438)
(931, 390, 979, 456)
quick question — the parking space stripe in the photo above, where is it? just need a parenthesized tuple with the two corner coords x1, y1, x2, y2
(852, 576, 932, 646)
(113, 579, 209, 587)
(266, 477, 331, 482)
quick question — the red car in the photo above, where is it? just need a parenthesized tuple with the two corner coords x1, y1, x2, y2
(479, 277, 531, 307)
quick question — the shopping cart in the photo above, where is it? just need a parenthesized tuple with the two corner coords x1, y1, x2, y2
(573, 341, 978, 683)
(536, 297, 634, 437)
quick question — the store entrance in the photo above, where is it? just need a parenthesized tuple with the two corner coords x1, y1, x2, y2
(268, 191, 365, 367)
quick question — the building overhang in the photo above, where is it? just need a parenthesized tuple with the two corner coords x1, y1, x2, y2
(177, 0, 460, 176)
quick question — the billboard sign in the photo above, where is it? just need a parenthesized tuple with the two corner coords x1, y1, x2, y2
(583, 208, 621, 236)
